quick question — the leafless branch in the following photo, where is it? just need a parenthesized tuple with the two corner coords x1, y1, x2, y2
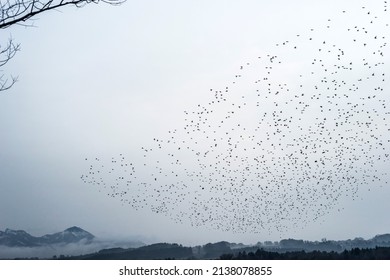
(0, 0, 125, 92)
(0, 37, 20, 66)
(1, 0, 125, 29)
(0, 37, 20, 91)
(0, 74, 18, 91)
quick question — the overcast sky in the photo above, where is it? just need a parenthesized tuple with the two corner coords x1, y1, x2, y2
(0, 0, 389, 246)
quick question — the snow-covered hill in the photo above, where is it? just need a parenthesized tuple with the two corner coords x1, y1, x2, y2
(0, 226, 94, 247)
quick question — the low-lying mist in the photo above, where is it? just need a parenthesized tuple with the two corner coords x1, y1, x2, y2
(0, 239, 144, 259)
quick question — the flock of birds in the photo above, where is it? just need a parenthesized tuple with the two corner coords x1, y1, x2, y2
(81, 1, 389, 235)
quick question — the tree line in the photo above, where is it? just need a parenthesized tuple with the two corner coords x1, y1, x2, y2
(220, 247, 390, 260)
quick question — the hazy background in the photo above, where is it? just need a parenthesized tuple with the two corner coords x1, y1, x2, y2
(1, 0, 389, 246)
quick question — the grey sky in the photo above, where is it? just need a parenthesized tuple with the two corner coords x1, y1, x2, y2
(0, 0, 389, 246)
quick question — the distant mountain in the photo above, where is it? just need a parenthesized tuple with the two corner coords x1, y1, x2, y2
(0, 227, 94, 247)
(192, 241, 232, 259)
(59, 234, 390, 260)
(274, 234, 390, 252)
(65, 243, 193, 260)
(371, 234, 390, 244)
(40, 226, 94, 245)
(0, 229, 41, 247)
(2, 228, 390, 259)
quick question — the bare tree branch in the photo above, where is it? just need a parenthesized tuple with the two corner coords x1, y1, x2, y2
(1, 0, 125, 30)
(0, 0, 125, 92)
(0, 37, 20, 91)
(0, 74, 18, 91)
(0, 37, 20, 67)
